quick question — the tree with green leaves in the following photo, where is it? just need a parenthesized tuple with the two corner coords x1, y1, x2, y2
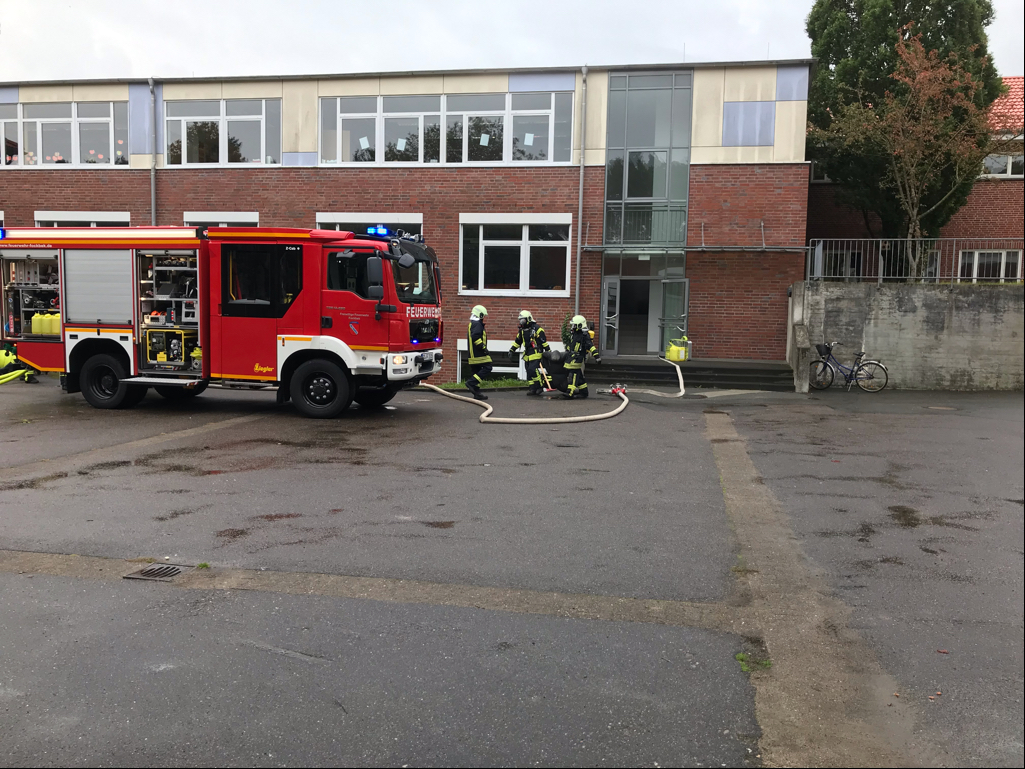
(806, 0, 1007, 238)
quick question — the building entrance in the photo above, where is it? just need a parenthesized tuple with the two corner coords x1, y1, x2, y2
(600, 254, 687, 357)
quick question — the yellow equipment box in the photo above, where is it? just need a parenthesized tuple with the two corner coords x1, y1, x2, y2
(666, 337, 692, 362)
(145, 329, 198, 367)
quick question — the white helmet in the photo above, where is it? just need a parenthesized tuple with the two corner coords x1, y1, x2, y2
(518, 310, 534, 328)
(570, 315, 588, 331)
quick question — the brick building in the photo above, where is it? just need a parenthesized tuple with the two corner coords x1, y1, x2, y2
(807, 76, 1024, 264)
(1, 61, 813, 380)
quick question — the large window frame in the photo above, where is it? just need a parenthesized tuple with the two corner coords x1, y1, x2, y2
(319, 92, 573, 167)
(1, 102, 129, 168)
(316, 212, 423, 237)
(34, 211, 131, 227)
(165, 99, 281, 167)
(958, 250, 1022, 283)
(184, 212, 260, 228)
(459, 213, 572, 298)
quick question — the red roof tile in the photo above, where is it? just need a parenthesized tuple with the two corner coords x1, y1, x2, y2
(990, 76, 1024, 130)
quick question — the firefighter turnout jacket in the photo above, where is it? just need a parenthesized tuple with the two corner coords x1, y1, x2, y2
(565, 329, 600, 369)
(468, 318, 492, 365)
(509, 322, 550, 362)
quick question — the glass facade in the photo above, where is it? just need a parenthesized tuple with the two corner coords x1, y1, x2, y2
(604, 72, 692, 246)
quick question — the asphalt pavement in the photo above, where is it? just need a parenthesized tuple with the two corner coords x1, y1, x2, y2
(1, 374, 1022, 766)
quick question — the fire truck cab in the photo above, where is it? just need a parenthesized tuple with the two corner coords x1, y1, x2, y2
(1, 226, 443, 418)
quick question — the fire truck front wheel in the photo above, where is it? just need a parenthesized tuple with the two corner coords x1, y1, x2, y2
(80, 354, 135, 410)
(354, 385, 399, 408)
(290, 359, 351, 419)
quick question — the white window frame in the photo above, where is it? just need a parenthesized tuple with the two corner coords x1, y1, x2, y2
(980, 150, 1024, 178)
(318, 92, 573, 168)
(316, 212, 422, 235)
(1, 102, 129, 169)
(958, 249, 1022, 283)
(183, 212, 259, 227)
(165, 99, 280, 168)
(35, 211, 131, 227)
(458, 212, 572, 298)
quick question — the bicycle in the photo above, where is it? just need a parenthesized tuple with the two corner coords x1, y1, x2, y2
(809, 342, 889, 392)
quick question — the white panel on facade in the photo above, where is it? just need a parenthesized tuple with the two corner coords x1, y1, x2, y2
(64, 249, 134, 324)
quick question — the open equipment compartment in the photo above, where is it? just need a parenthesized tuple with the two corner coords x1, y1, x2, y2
(2, 248, 62, 339)
(137, 248, 202, 374)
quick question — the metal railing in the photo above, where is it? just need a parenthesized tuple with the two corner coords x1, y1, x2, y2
(604, 203, 687, 245)
(807, 238, 1025, 283)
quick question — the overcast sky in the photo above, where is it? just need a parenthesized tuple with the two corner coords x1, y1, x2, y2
(0, 0, 1022, 83)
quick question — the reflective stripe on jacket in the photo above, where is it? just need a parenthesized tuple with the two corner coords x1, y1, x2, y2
(511, 323, 550, 362)
(564, 329, 595, 370)
(468, 319, 492, 365)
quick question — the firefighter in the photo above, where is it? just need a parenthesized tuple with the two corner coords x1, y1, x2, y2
(563, 314, 600, 399)
(466, 304, 492, 401)
(509, 310, 550, 396)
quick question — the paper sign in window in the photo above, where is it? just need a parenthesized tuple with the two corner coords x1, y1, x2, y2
(480, 134, 490, 147)
(397, 138, 407, 151)
(524, 133, 534, 146)
(359, 136, 370, 150)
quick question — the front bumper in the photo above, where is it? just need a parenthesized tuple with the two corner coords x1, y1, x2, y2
(387, 348, 443, 381)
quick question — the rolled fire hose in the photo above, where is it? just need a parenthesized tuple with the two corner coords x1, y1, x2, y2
(0, 368, 34, 385)
(417, 359, 684, 425)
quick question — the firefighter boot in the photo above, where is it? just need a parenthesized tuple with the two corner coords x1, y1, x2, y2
(465, 380, 488, 401)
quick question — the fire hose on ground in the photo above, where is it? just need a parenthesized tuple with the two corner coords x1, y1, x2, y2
(417, 358, 685, 425)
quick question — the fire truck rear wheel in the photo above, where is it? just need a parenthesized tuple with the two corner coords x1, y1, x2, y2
(155, 383, 208, 400)
(354, 385, 398, 408)
(290, 359, 351, 418)
(80, 353, 133, 409)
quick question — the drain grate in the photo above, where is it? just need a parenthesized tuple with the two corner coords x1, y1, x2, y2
(123, 564, 191, 582)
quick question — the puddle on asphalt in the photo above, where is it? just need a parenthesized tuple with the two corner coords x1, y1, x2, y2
(888, 505, 921, 528)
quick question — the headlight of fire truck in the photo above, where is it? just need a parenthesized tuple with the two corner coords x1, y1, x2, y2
(392, 355, 408, 365)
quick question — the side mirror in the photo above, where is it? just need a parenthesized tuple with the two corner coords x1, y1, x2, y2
(368, 285, 385, 300)
(366, 256, 383, 285)
(397, 253, 415, 270)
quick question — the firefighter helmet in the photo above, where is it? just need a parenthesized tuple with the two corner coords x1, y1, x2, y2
(471, 304, 488, 319)
(518, 310, 534, 328)
(570, 315, 588, 331)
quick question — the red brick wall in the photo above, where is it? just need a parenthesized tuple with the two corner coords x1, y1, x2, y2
(687, 164, 809, 248)
(807, 178, 1024, 240)
(0, 166, 605, 382)
(683, 164, 808, 360)
(940, 179, 1024, 238)
(685, 251, 805, 360)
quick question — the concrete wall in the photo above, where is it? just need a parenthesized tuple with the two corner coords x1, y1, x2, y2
(789, 282, 1024, 391)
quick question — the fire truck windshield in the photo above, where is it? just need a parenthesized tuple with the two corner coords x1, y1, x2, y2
(393, 258, 438, 305)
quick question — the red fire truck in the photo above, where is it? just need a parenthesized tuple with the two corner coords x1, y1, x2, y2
(1, 226, 443, 418)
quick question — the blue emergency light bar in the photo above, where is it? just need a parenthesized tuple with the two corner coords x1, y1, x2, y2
(0, 228, 6, 240)
(367, 225, 390, 236)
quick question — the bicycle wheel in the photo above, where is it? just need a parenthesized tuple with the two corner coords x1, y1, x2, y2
(809, 360, 835, 390)
(855, 362, 888, 392)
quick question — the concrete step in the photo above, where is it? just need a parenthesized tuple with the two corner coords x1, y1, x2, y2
(587, 359, 794, 392)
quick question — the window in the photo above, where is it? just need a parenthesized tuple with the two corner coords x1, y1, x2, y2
(221, 243, 302, 317)
(34, 211, 130, 227)
(165, 100, 281, 166)
(1, 102, 129, 167)
(459, 214, 572, 296)
(326, 250, 375, 299)
(959, 250, 1022, 283)
(981, 151, 1024, 177)
(184, 212, 259, 228)
(722, 102, 775, 147)
(605, 72, 691, 245)
(318, 91, 572, 165)
(316, 213, 422, 238)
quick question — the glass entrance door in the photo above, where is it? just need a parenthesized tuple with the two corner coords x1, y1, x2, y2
(600, 277, 620, 356)
(659, 278, 688, 354)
